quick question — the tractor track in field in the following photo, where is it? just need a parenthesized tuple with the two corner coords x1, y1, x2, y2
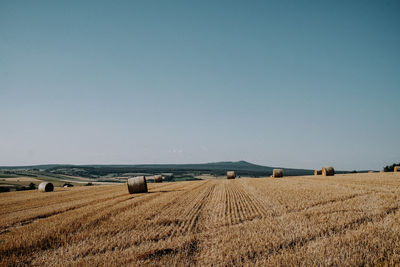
(170, 183, 216, 237)
(135, 181, 215, 243)
(222, 182, 265, 226)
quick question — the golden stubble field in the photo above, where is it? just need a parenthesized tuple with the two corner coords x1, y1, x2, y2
(1, 173, 400, 266)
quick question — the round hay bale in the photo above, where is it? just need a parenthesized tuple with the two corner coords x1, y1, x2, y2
(154, 175, 163, 183)
(368, 170, 374, 173)
(322, 166, 335, 176)
(394, 166, 400, 172)
(272, 169, 283, 178)
(227, 171, 236, 179)
(127, 176, 148, 194)
(38, 182, 54, 192)
(314, 170, 322, 175)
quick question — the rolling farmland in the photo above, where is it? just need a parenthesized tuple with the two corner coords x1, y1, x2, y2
(1, 173, 400, 266)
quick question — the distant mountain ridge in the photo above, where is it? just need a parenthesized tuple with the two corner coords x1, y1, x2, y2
(0, 161, 315, 176)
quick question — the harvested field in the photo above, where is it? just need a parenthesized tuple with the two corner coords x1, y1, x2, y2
(1, 177, 41, 182)
(1, 173, 400, 266)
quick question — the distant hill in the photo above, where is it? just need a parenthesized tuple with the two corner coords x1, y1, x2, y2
(0, 161, 316, 177)
(0, 164, 68, 170)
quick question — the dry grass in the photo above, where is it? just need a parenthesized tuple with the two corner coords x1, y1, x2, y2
(1, 177, 41, 182)
(1, 173, 400, 266)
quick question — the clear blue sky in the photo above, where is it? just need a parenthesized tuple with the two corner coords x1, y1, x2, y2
(1, 0, 399, 170)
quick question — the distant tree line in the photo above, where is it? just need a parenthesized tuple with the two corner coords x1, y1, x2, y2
(383, 163, 400, 172)
(46, 166, 314, 178)
(2, 171, 37, 177)
(15, 183, 36, 191)
(0, 183, 36, 193)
